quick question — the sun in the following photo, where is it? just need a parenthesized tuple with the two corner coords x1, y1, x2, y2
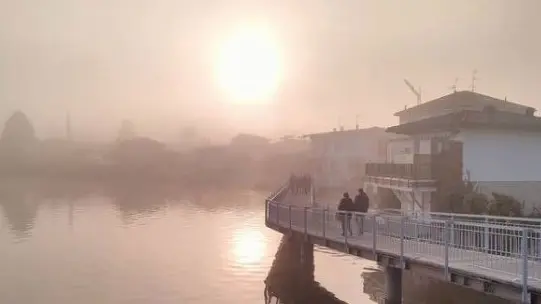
(232, 229, 266, 265)
(216, 26, 282, 104)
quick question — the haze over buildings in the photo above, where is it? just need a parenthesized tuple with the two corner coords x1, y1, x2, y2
(1, 0, 541, 142)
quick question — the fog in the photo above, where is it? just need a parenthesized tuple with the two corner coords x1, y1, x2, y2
(1, 0, 540, 142)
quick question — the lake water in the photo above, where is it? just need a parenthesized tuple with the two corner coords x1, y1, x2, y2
(0, 181, 377, 304)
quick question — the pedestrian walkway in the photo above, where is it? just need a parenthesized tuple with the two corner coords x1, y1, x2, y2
(266, 184, 541, 303)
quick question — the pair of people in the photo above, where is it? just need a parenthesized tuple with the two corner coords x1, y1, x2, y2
(337, 188, 370, 236)
(289, 174, 311, 195)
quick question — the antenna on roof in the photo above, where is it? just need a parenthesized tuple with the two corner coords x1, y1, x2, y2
(355, 114, 359, 130)
(66, 111, 72, 141)
(470, 69, 478, 92)
(449, 78, 459, 93)
(404, 79, 422, 105)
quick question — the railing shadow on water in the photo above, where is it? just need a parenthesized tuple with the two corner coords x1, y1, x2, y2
(264, 234, 349, 304)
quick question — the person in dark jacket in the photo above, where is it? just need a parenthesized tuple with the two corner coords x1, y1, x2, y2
(303, 175, 310, 195)
(338, 192, 354, 236)
(354, 188, 369, 235)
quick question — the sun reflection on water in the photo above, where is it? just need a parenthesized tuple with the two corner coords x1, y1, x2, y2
(231, 228, 266, 266)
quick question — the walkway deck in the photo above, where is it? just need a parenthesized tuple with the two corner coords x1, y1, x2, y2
(265, 186, 541, 303)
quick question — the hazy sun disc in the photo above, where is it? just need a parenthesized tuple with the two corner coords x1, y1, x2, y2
(216, 26, 282, 104)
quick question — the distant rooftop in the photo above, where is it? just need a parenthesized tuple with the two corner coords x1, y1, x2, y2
(303, 127, 388, 139)
(394, 91, 535, 117)
(387, 109, 541, 135)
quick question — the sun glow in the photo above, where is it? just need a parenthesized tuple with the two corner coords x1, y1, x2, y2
(232, 229, 266, 265)
(216, 26, 283, 104)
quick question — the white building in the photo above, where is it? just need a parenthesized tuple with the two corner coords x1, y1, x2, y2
(365, 90, 541, 215)
(305, 127, 391, 189)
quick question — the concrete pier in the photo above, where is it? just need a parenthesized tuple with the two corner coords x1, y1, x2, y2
(384, 266, 402, 304)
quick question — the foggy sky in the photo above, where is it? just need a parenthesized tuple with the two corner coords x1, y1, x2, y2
(1, 0, 540, 142)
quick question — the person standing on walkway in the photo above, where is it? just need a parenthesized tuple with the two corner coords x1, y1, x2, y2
(298, 175, 305, 195)
(354, 188, 369, 235)
(302, 175, 309, 195)
(338, 192, 354, 236)
(289, 174, 298, 195)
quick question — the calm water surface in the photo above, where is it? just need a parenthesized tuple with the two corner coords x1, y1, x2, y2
(0, 182, 375, 304)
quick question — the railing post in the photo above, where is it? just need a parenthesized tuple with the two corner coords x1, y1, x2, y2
(521, 227, 530, 304)
(373, 215, 377, 257)
(414, 219, 419, 239)
(322, 208, 326, 239)
(276, 203, 280, 225)
(288, 205, 292, 231)
(538, 224, 541, 261)
(450, 216, 454, 246)
(484, 218, 490, 252)
(344, 212, 348, 247)
(304, 207, 308, 236)
(310, 182, 315, 206)
(265, 199, 268, 223)
(400, 216, 405, 268)
(444, 220, 451, 279)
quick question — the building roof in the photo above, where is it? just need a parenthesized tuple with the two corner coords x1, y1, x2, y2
(394, 91, 535, 117)
(387, 109, 541, 135)
(303, 127, 389, 140)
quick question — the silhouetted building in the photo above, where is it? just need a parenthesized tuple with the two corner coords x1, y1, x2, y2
(117, 120, 136, 142)
(229, 133, 270, 160)
(110, 137, 167, 165)
(304, 127, 391, 189)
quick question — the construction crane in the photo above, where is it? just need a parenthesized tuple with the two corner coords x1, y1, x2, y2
(470, 69, 478, 92)
(449, 78, 459, 93)
(404, 79, 422, 105)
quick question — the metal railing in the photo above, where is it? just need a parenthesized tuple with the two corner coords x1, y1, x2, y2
(266, 199, 541, 302)
(365, 162, 433, 180)
(381, 208, 541, 227)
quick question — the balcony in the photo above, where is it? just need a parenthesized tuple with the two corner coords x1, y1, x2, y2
(365, 162, 434, 180)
